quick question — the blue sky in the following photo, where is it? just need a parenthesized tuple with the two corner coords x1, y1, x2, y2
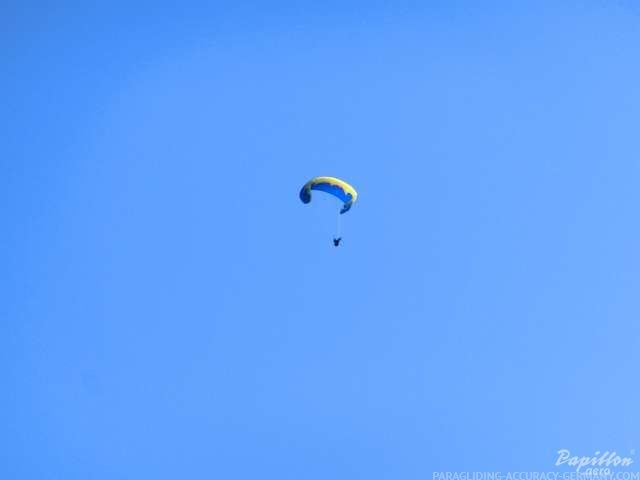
(3, 1, 640, 478)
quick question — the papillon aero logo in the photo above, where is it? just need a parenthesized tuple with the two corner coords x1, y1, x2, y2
(556, 450, 634, 473)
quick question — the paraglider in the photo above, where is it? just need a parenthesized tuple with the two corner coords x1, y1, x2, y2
(299, 176, 358, 246)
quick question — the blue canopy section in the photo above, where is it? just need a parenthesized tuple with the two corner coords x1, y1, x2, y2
(310, 182, 353, 203)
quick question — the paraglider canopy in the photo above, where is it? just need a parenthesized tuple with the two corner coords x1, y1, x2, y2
(299, 176, 358, 214)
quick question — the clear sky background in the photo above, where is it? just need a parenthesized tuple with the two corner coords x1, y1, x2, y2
(3, 1, 640, 478)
